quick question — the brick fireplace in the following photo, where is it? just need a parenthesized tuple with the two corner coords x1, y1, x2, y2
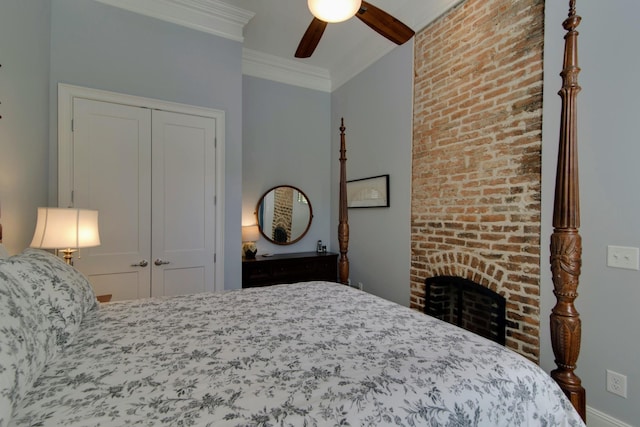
(410, 0, 544, 362)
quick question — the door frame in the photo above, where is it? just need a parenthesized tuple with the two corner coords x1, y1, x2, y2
(58, 83, 226, 292)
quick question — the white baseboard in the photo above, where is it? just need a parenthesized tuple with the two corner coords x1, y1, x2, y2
(587, 406, 635, 427)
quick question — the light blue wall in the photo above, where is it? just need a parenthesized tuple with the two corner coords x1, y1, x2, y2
(330, 42, 413, 306)
(0, 0, 51, 254)
(541, 1, 640, 424)
(49, 0, 243, 286)
(242, 76, 331, 255)
(3, 0, 638, 422)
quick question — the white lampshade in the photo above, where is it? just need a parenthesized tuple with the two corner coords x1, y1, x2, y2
(31, 207, 101, 249)
(308, 0, 362, 23)
(242, 225, 260, 242)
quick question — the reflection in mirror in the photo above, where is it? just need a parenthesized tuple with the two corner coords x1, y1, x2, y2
(256, 186, 313, 245)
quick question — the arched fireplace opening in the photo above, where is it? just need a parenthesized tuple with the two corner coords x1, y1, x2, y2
(425, 275, 506, 345)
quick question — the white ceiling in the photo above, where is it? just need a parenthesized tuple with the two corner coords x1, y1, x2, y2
(95, 0, 463, 91)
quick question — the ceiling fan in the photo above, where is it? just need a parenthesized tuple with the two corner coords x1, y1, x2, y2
(295, 0, 415, 58)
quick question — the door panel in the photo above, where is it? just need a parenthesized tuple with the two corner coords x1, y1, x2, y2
(162, 267, 205, 297)
(151, 110, 216, 297)
(72, 98, 152, 301)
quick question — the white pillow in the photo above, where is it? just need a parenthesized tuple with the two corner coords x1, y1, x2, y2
(0, 244, 9, 259)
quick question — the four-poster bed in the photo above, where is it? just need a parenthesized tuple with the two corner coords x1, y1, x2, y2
(0, 1, 586, 425)
(338, 118, 350, 284)
(0, 110, 585, 426)
(550, 0, 585, 420)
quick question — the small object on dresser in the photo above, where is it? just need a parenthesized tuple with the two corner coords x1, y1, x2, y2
(316, 240, 323, 253)
(96, 294, 112, 303)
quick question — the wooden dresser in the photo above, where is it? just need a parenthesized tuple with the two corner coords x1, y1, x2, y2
(242, 252, 338, 288)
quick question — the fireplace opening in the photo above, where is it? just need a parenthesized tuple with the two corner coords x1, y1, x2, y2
(424, 276, 506, 345)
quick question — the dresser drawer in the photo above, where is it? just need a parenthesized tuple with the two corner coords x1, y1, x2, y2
(243, 263, 272, 283)
(272, 258, 317, 277)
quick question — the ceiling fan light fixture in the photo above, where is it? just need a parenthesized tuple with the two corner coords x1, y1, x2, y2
(308, 0, 362, 23)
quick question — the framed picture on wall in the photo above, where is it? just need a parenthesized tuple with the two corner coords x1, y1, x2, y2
(346, 174, 390, 208)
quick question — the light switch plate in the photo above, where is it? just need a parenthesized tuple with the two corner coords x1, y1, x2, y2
(607, 246, 640, 270)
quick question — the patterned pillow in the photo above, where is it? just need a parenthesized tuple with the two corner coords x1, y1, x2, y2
(7, 249, 97, 349)
(0, 255, 69, 350)
(0, 267, 57, 426)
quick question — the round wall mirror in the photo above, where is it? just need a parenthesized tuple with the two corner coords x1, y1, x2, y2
(256, 185, 313, 245)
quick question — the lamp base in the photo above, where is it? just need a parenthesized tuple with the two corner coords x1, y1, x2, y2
(60, 248, 77, 265)
(242, 242, 257, 259)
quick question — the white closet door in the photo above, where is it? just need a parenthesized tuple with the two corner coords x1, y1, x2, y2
(151, 110, 216, 297)
(72, 98, 152, 301)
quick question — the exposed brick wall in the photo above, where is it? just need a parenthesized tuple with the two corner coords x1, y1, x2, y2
(411, 0, 544, 362)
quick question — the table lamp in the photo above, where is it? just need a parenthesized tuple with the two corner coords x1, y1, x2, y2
(30, 207, 101, 265)
(242, 225, 260, 259)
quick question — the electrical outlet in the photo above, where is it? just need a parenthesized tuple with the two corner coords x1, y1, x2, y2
(606, 370, 627, 398)
(607, 246, 640, 270)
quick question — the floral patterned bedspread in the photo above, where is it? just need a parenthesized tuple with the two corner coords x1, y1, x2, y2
(12, 282, 585, 426)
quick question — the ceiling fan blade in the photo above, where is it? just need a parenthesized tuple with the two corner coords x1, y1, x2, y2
(295, 18, 328, 58)
(356, 1, 415, 45)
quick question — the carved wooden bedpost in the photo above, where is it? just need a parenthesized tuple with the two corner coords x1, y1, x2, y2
(550, 0, 586, 421)
(338, 118, 350, 284)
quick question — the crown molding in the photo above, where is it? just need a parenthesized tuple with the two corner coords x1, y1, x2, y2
(93, 0, 254, 42)
(242, 49, 332, 93)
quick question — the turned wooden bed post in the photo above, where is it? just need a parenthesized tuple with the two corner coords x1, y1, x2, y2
(338, 118, 350, 284)
(549, 0, 586, 421)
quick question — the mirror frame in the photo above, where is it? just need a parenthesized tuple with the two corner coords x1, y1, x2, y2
(255, 185, 313, 245)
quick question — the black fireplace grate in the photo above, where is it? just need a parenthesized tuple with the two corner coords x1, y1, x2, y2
(425, 276, 506, 345)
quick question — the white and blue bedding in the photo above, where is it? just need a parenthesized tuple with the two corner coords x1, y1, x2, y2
(1, 250, 585, 426)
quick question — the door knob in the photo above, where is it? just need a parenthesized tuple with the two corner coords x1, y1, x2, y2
(131, 260, 148, 267)
(154, 258, 170, 266)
